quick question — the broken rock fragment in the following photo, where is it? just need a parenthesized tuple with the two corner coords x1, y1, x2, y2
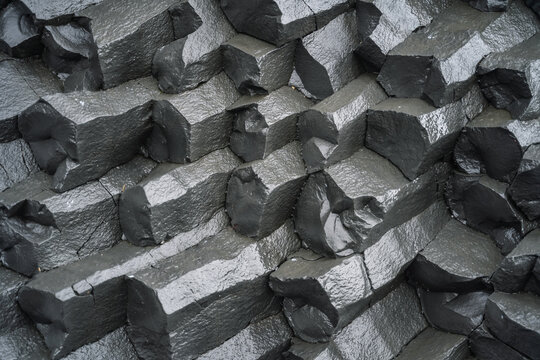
(470, 322, 528, 360)
(0, 139, 39, 192)
(226, 141, 306, 239)
(466, 0, 508, 12)
(228, 86, 312, 162)
(298, 74, 387, 173)
(0, 1, 41, 58)
(508, 143, 540, 220)
(222, 34, 295, 95)
(394, 327, 469, 360)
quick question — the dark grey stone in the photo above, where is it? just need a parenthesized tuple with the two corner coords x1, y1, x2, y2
(470, 322, 528, 360)
(395, 327, 469, 360)
(126, 222, 300, 359)
(0, 139, 39, 192)
(198, 314, 292, 360)
(222, 34, 295, 95)
(525, 258, 540, 295)
(525, 0, 540, 17)
(284, 339, 342, 360)
(62, 327, 138, 360)
(408, 219, 502, 292)
(19, 77, 157, 193)
(0, 1, 40, 57)
(298, 74, 387, 173)
(366, 85, 486, 180)
(152, 0, 236, 93)
(228, 86, 312, 162)
(485, 291, 540, 359)
(0, 267, 28, 333)
(120, 148, 239, 246)
(226, 141, 306, 239)
(295, 148, 449, 257)
(19, 0, 105, 23)
(509, 143, 540, 220)
(0, 324, 49, 360)
(465, 0, 508, 11)
(289, 67, 316, 99)
(148, 72, 240, 164)
(378, 0, 539, 107)
(17, 209, 228, 360)
(454, 107, 540, 183)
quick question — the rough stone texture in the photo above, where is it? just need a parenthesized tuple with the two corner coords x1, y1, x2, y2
(62, 327, 138, 360)
(454, 107, 540, 183)
(355, 0, 452, 71)
(18, 210, 228, 359)
(445, 172, 536, 254)
(223, 34, 295, 95)
(478, 34, 539, 121)
(418, 289, 491, 335)
(226, 141, 306, 239)
(295, 148, 449, 257)
(364, 201, 450, 292)
(408, 219, 501, 292)
(0, 267, 29, 333)
(152, 0, 236, 93)
(525, 0, 540, 16)
(19, 77, 157, 193)
(0, 324, 49, 360)
(19, 0, 105, 23)
(0, 139, 39, 192)
(378, 0, 539, 107)
(508, 143, 540, 220)
(485, 291, 540, 359)
(298, 74, 387, 173)
(466, 0, 508, 12)
(126, 222, 300, 360)
(289, 67, 316, 99)
(148, 72, 240, 163)
(394, 327, 469, 360)
(0, 1, 41, 57)
(270, 249, 373, 342)
(0, 57, 61, 143)
(367, 85, 485, 180)
(228, 87, 312, 162)
(470, 322, 529, 360)
(198, 314, 292, 360)
(120, 148, 240, 246)
(295, 10, 361, 100)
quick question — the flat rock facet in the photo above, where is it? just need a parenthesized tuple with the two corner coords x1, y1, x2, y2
(470, 322, 529, 360)
(19, 0, 105, 23)
(0, 268, 28, 333)
(394, 327, 469, 360)
(62, 327, 139, 360)
(0, 1, 41, 57)
(508, 143, 540, 220)
(0, 324, 48, 360)
(0, 139, 39, 192)
(466, 0, 508, 12)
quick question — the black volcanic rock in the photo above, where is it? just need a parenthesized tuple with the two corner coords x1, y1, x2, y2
(0, 139, 39, 192)
(470, 322, 529, 360)
(394, 327, 469, 360)
(508, 143, 540, 220)
(466, 0, 508, 12)
(0, 1, 41, 57)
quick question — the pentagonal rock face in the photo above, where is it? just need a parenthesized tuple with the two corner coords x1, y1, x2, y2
(152, 0, 236, 93)
(445, 172, 536, 254)
(19, 77, 157, 193)
(408, 220, 502, 292)
(0, 1, 41, 58)
(394, 327, 469, 360)
(222, 34, 295, 95)
(485, 292, 540, 360)
(17, 209, 228, 360)
(295, 148, 448, 257)
(226, 141, 306, 239)
(366, 86, 485, 180)
(355, 0, 452, 71)
(478, 34, 540, 121)
(228, 86, 312, 162)
(470, 322, 529, 360)
(120, 148, 240, 246)
(270, 249, 373, 342)
(126, 222, 300, 360)
(148, 72, 240, 163)
(454, 107, 540, 183)
(198, 314, 292, 359)
(0, 139, 39, 192)
(378, 0, 539, 107)
(298, 74, 387, 173)
(295, 11, 361, 100)
(509, 144, 540, 220)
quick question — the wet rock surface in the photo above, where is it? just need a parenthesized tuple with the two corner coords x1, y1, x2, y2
(508, 143, 540, 220)
(470, 322, 529, 360)
(394, 327, 469, 360)
(0, 1, 41, 57)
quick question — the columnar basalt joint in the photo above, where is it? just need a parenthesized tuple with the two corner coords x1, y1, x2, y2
(508, 143, 540, 220)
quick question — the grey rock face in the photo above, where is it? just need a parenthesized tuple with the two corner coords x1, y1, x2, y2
(270, 249, 373, 342)
(454, 107, 540, 183)
(0, 139, 39, 192)
(120, 148, 240, 246)
(485, 291, 540, 359)
(62, 327, 139, 360)
(355, 0, 452, 71)
(223, 34, 295, 95)
(198, 314, 292, 360)
(228, 86, 312, 162)
(126, 222, 300, 360)
(366, 86, 485, 180)
(509, 144, 540, 220)
(19, 77, 157, 193)
(18, 209, 227, 360)
(364, 201, 450, 292)
(394, 327, 469, 360)
(0, 1, 41, 57)
(525, 0, 540, 16)
(152, 0, 236, 93)
(0, 268, 28, 333)
(148, 73, 240, 163)
(378, 0, 539, 107)
(298, 74, 387, 173)
(478, 34, 539, 121)
(295, 11, 361, 100)
(0, 324, 49, 360)
(19, 0, 105, 23)
(408, 219, 502, 292)
(226, 141, 306, 239)
(295, 148, 448, 257)
(470, 322, 529, 360)
(466, 0, 508, 12)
